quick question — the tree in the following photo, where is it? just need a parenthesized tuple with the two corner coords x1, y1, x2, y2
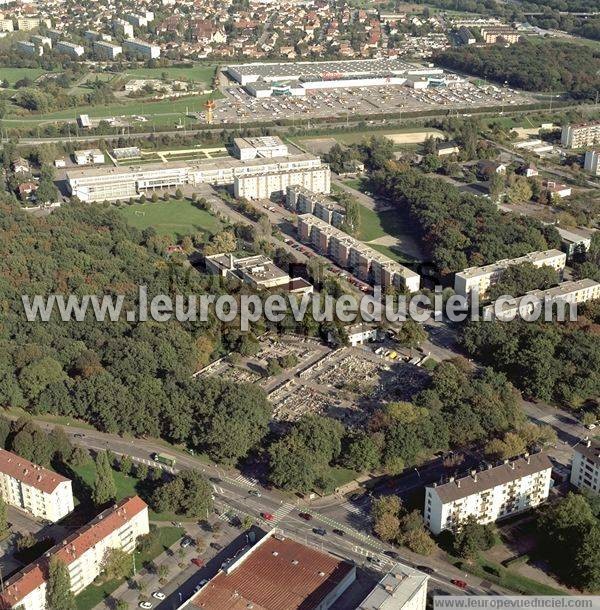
(69, 445, 91, 467)
(453, 516, 497, 558)
(46, 557, 75, 610)
(102, 547, 131, 581)
(119, 454, 133, 475)
(372, 496, 402, 542)
(507, 176, 533, 205)
(92, 450, 117, 506)
(396, 320, 427, 348)
(152, 470, 213, 518)
(342, 433, 381, 472)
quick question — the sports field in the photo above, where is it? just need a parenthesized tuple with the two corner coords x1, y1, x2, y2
(119, 199, 224, 240)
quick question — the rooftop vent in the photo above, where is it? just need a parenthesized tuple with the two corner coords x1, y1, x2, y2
(318, 571, 325, 577)
(292, 559, 299, 565)
(272, 551, 278, 557)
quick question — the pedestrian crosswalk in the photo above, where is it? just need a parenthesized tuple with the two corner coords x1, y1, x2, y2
(232, 474, 259, 487)
(272, 503, 295, 522)
(342, 502, 364, 516)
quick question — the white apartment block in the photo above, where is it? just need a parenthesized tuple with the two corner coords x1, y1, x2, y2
(234, 165, 331, 200)
(0, 496, 149, 610)
(424, 453, 552, 535)
(584, 150, 600, 176)
(571, 438, 600, 495)
(93, 40, 122, 59)
(56, 40, 85, 57)
(125, 13, 149, 27)
(123, 38, 160, 59)
(482, 279, 600, 321)
(561, 122, 600, 149)
(298, 213, 420, 292)
(0, 449, 74, 523)
(67, 154, 323, 203)
(454, 250, 566, 298)
(287, 185, 346, 228)
(357, 564, 428, 610)
(113, 18, 134, 38)
(0, 18, 14, 32)
(233, 136, 289, 160)
(16, 17, 44, 31)
(31, 34, 52, 48)
(17, 40, 42, 56)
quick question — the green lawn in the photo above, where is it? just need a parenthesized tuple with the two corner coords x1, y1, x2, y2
(75, 526, 183, 610)
(118, 199, 225, 240)
(125, 64, 217, 85)
(358, 206, 412, 243)
(0, 67, 45, 86)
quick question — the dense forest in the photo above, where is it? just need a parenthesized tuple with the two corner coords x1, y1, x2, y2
(367, 166, 561, 276)
(435, 40, 600, 100)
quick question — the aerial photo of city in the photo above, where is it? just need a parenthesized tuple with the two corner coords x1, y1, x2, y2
(0, 0, 599, 608)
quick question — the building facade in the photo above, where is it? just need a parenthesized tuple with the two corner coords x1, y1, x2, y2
(123, 38, 160, 59)
(0, 496, 149, 610)
(570, 439, 600, 495)
(234, 165, 331, 200)
(0, 449, 74, 523)
(561, 122, 600, 149)
(93, 40, 122, 59)
(233, 136, 288, 160)
(454, 250, 566, 298)
(56, 41, 85, 57)
(584, 150, 600, 176)
(424, 453, 553, 534)
(357, 565, 428, 610)
(286, 185, 346, 228)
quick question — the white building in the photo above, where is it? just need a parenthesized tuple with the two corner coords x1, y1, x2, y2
(31, 34, 52, 49)
(561, 122, 600, 149)
(338, 323, 380, 347)
(584, 150, 600, 176)
(357, 564, 428, 610)
(0, 496, 149, 610)
(56, 41, 85, 57)
(123, 38, 160, 59)
(287, 185, 346, 228)
(73, 149, 105, 166)
(424, 453, 553, 534)
(0, 18, 14, 32)
(125, 13, 149, 27)
(93, 40, 122, 59)
(234, 165, 331, 200)
(454, 250, 567, 298)
(571, 438, 600, 495)
(556, 226, 594, 259)
(0, 449, 74, 523)
(233, 136, 289, 160)
(482, 279, 600, 321)
(113, 18, 134, 38)
(16, 40, 42, 56)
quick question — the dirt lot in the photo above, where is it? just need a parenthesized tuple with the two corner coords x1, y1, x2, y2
(384, 129, 444, 144)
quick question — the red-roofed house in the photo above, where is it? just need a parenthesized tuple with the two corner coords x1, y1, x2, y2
(0, 496, 149, 610)
(0, 448, 74, 522)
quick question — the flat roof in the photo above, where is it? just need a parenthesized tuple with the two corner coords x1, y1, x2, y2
(188, 533, 354, 610)
(357, 565, 428, 610)
(575, 438, 600, 466)
(428, 453, 552, 504)
(457, 249, 565, 279)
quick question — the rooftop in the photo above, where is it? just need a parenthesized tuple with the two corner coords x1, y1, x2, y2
(428, 452, 552, 503)
(188, 533, 354, 610)
(0, 448, 70, 494)
(575, 438, 600, 466)
(357, 564, 428, 610)
(457, 249, 565, 279)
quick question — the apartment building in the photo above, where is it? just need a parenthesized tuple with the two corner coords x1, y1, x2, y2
(557, 226, 594, 259)
(584, 150, 600, 176)
(561, 122, 600, 149)
(0, 18, 14, 32)
(570, 438, 600, 495)
(56, 41, 85, 57)
(454, 250, 566, 298)
(424, 453, 552, 534)
(298, 214, 420, 292)
(31, 34, 52, 48)
(233, 136, 289, 160)
(482, 279, 600, 321)
(0, 496, 149, 610)
(286, 185, 346, 228)
(0, 449, 74, 523)
(16, 41, 42, 56)
(93, 40, 122, 59)
(123, 38, 160, 59)
(16, 18, 48, 31)
(234, 165, 331, 200)
(480, 27, 520, 44)
(357, 564, 428, 610)
(113, 18, 134, 38)
(67, 154, 324, 202)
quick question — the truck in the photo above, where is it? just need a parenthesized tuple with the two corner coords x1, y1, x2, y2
(152, 452, 176, 467)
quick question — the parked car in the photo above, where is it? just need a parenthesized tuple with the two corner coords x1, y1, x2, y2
(416, 565, 435, 575)
(180, 537, 193, 548)
(248, 489, 262, 497)
(298, 512, 312, 521)
(451, 579, 468, 589)
(191, 557, 205, 567)
(210, 542, 223, 551)
(384, 550, 399, 559)
(209, 477, 222, 483)
(139, 603, 153, 609)
(313, 527, 327, 536)
(152, 591, 166, 600)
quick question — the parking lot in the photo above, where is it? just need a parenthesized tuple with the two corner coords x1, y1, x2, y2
(210, 80, 535, 125)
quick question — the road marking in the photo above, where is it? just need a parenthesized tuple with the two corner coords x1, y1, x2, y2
(273, 503, 295, 522)
(232, 474, 258, 487)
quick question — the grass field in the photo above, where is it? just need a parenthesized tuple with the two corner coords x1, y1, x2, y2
(298, 127, 445, 148)
(358, 206, 412, 243)
(125, 64, 217, 84)
(0, 67, 45, 87)
(119, 199, 224, 240)
(75, 526, 183, 610)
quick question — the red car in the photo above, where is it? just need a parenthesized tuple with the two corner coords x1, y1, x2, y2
(191, 557, 205, 568)
(451, 579, 468, 589)
(261, 512, 274, 521)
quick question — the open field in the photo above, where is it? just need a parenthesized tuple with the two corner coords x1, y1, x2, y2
(383, 129, 444, 144)
(0, 67, 45, 87)
(118, 199, 224, 239)
(124, 64, 217, 84)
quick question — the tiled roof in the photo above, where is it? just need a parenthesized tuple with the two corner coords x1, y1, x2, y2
(189, 535, 354, 610)
(0, 496, 147, 608)
(0, 448, 69, 494)
(575, 439, 600, 466)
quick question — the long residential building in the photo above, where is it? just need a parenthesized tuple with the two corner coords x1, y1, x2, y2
(357, 564, 428, 610)
(234, 165, 330, 200)
(0, 496, 149, 610)
(571, 438, 600, 495)
(298, 213, 420, 292)
(286, 185, 346, 228)
(0, 448, 74, 523)
(56, 40, 85, 57)
(584, 150, 600, 175)
(67, 153, 324, 202)
(454, 249, 566, 298)
(93, 40, 122, 59)
(561, 122, 600, 148)
(424, 453, 552, 535)
(123, 38, 160, 59)
(482, 279, 600, 321)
